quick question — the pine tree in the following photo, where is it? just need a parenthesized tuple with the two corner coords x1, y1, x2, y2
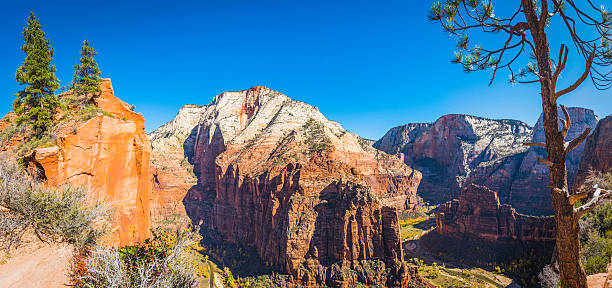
(429, 1, 612, 286)
(71, 39, 102, 101)
(14, 12, 60, 135)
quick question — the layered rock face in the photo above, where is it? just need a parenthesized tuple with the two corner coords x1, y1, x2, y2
(23, 79, 151, 245)
(574, 115, 612, 190)
(377, 108, 598, 215)
(436, 184, 556, 242)
(468, 107, 598, 215)
(149, 105, 205, 228)
(375, 115, 532, 203)
(164, 86, 424, 287)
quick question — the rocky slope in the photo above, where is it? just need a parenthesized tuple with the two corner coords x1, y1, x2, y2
(375, 115, 532, 203)
(436, 184, 556, 242)
(151, 86, 427, 287)
(149, 104, 205, 228)
(1, 79, 152, 245)
(574, 115, 612, 190)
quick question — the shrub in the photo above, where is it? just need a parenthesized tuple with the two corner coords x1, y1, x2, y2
(0, 158, 105, 252)
(302, 118, 331, 155)
(13, 131, 55, 156)
(538, 264, 560, 288)
(71, 226, 207, 288)
(578, 172, 612, 275)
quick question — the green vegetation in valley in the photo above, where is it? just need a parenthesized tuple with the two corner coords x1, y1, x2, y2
(419, 231, 554, 287)
(399, 205, 437, 241)
(14, 12, 60, 135)
(409, 258, 512, 288)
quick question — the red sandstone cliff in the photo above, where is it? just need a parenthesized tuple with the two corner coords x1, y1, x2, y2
(2, 79, 151, 245)
(436, 184, 556, 242)
(574, 115, 612, 190)
(151, 86, 426, 287)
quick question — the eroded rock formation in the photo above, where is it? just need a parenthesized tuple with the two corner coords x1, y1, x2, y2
(149, 104, 205, 228)
(151, 86, 426, 287)
(436, 184, 556, 242)
(14, 79, 151, 245)
(377, 108, 598, 215)
(375, 115, 532, 203)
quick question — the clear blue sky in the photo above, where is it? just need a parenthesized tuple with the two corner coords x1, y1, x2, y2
(1, 0, 610, 139)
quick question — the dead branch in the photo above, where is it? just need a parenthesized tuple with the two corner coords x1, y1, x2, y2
(524, 142, 547, 147)
(554, 48, 597, 100)
(575, 184, 612, 217)
(552, 44, 569, 86)
(560, 105, 571, 139)
(537, 156, 554, 167)
(565, 127, 591, 154)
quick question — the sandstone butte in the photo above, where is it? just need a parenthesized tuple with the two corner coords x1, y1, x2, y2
(149, 86, 432, 287)
(1, 78, 151, 246)
(436, 184, 556, 242)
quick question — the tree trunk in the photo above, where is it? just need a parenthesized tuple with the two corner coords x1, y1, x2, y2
(522, 0, 589, 284)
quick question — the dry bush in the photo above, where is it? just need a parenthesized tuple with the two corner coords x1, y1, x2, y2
(72, 227, 207, 288)
(0, 158, 106, 252)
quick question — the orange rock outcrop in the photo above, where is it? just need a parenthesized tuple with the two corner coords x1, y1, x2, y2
(24, 79, 151, 245)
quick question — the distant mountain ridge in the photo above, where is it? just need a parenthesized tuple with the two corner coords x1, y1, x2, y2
(376, 108, 599, 215)
(375, 114, 533, 204)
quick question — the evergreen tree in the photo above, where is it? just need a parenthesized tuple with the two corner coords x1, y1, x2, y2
(71, 39, 101, 101)
(14, 12, 60, 135)
(429, 0, 611, 286)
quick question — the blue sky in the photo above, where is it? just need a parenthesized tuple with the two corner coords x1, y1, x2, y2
(1, 0, 610, 139)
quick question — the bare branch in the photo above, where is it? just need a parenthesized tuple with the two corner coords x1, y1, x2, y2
(560, 105, 571, 139)
(575, 184, 612, 217)
(552, 44, 569, 86)
(554, 48, 597, 100)
(524, 142, 547, 147)
(537, 156, 554, 167)
(565, 127, 591, 154)
(554, 187, 588, 205)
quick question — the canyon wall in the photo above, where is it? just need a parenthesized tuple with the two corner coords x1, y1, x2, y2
(574, 115, 612, 190)
(151, 86, 427, 287)
(14, 79, 151, 245)
(149, 104, 205, 228)
(436, 184, 556, 242)
(378, 108, 598, 215)
(375, 115, 532, 204)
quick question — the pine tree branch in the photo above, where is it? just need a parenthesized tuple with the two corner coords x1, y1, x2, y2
(554, 47, 597, 100)
(524, 142, 547, 147)
(553, 187, 588, 205)
(552, 44, 569, 87)
(565, 127, 591, 154)
(537, 156, 554, 167)
(575, 184, 612, 217)
(560, 105, 571, 139)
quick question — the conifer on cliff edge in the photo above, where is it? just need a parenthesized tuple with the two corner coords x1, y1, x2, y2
(14, 12, 60, 135)
(71, 39, 102, 101)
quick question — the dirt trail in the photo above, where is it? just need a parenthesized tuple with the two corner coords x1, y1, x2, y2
(0, 243, 72, 288)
